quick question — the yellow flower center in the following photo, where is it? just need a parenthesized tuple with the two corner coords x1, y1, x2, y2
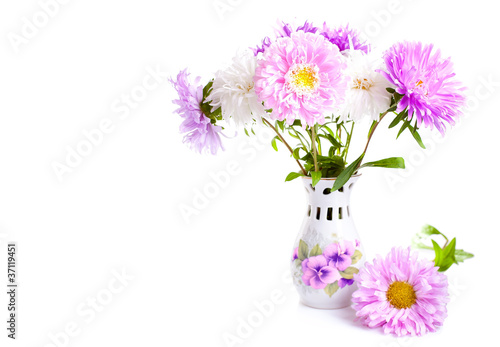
(352, 78, 374, 90)
(386, 281, 417, 309)
(285, 63, 320, 96)
(413, 79, 429, 97)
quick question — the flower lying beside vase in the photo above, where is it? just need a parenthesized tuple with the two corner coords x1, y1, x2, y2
(170, 20, 473, 336)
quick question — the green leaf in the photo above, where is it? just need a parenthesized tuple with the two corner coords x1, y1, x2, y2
(309, 244, 322, 257)
(202, 80, 214, 98)
(368, 120, 378, 138)
(421, 224, 443, 237)
(389, 111, 406, 129)
(292, 147, 302, 160)
(318, 133, 342, 149)
(324, 282, 339, 297)
(331, 154, 364, 192)
(417, 225, 473, 271)
(413, 224, 448, 248)
(437, 238, 457, 272)
(339, 267, 359, 280)
(285, 172, 303, 182)
(301, 152, 313, 163)
(311, 171, 322, 187)
(360, 157, 405, 169)
(288, 130, 300, 139)
(244, 128, 249, 137)
(393, 93, 404, 104)
(386, 87, 396, 94)
(455, 249, 474, 263)
(316, 155, 345, 174)
(396, 120, 410, 139)
(351, 250, 362, 265)
(387, 105, 397, 113)
(432, 239, 443, 266)
(328, 147, 335, 158)
(271, 136, 279, 151)
(298, 240, 309, 261)
(407, 124, 426, 149)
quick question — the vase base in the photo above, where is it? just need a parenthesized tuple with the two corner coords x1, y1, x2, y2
(300, 299, 351, 310)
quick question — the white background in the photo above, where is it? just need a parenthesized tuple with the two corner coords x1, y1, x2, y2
(1, 0, 499, 346)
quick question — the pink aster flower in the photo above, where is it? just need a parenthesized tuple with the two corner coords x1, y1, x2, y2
(254, 31, 348, 127)
(381, 41, 466, 134)
(301, 255, 341, 289)
(170, 69, 224, 155)
(352, 247, 449, 336)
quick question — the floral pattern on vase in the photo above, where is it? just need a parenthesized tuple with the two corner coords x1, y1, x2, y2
(292, 240, 362, 297)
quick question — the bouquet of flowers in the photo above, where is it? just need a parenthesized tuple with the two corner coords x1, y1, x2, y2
(170, 20, 473, 337)
(171, 20, 466, 190)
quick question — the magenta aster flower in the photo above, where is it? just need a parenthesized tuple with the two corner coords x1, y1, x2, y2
(321, 23, 370, 54)
(381, 41, 466, 134)
(323, 240, 355, 271)
(170, 69, 224, 155)
(301, 255, 341, 289)
(352, 247, 449, 336)
(254, 31, 348, 127)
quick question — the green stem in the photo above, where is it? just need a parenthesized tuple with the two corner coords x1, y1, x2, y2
(311, 125, 319, 172)
(337, 126, 342, 156)
(317, 131, 322, 156)
(263, 118, 307, 176)
(292, 127, 309, 150)
(342, 122, 355, 161)
(356, 111, 389, 170)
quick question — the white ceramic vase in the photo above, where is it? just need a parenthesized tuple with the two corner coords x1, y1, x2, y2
(290, 175, 365, 309)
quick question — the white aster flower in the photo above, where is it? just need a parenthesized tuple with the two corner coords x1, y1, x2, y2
(209, 50, 266, 127)
(340, 50, 394, 122)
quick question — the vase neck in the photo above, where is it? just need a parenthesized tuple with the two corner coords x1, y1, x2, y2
(301, 176, 359, 222)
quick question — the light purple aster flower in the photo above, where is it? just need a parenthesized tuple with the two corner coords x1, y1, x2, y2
(251, 20, 320, 55)
(321, 23, 370, 54)
(352, 247, 449, 336)
(380, 41, 466, 134)
(292, 247, 298, 261)
(170, 69, 224, 155)
(323, 240, 355, 271)
(301, 255, 341, 290)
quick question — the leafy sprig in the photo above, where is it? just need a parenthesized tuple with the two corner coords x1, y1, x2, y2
(412, 224, 474, 272)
